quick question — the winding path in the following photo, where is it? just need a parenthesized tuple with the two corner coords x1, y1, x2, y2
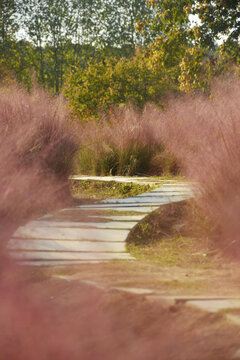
(8, 177, 240, 332)
(8, 177, 193, 266)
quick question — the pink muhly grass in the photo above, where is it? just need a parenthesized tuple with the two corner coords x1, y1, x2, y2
(0, 84, 78, 251)
(77, 106, 163, 175)
(152, 77, 240, 254)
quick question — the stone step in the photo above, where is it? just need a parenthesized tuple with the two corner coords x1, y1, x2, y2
(61, 206, 159, 213)
(69, 175, 166, 184)
(88, 215, 146, 221)
(10, 251, 135, 261)
(152, 183, 191, 187)
(41, 214, 146, 223)
(101, 196, 187, 204)
(13, 226, 129, 242)
(9, 239, 126, 252)
(76, 203, 160, 208)
(19, 260, 108, 266)
(112, 286, 154, 295)
(187, 299, 240, 313)
(27, 220, 137, 230)
(69, 175, 191, 187)
(136, 191, 193, 197)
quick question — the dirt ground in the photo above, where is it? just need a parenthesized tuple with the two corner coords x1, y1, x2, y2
(46, 259, 240, 297)
(0, 256, 239, 360)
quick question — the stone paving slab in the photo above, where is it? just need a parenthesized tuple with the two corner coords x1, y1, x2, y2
(70, 175, 175, 184)
(76, 202, 162, 208)
(152, 183, 192, 187)
(42, 275, 240, 328)
(39, 215, 145, 222)
(142, 295, 238, 301)
(18, 259, 110, 266)
(101, 196, 186, 204)
(20, 260, 109, 266)
(135, 191, 193, 197)
(151, 187, 192, 192)
(13, 226, 129, 242)
(27, 220, 137, 230)
(10, 251, 134, 261)
(88, 215, 146, 221)
(63, 206, 159, 213)
(70, 176, 195, 187)
(8, 239, 126, 252)
(112, 291, 240, 327)
(187, 299, 240, 313)
(112, 286, 154, 295)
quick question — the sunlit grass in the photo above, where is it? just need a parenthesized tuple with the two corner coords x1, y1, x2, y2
(127, 237, 215, 268)
(71, 180, 157, 199)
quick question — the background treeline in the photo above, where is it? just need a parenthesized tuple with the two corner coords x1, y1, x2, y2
(1, 0, 239, 113)
(0, 0, 155, 92)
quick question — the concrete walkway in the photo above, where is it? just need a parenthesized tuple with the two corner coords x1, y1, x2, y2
(8, 177, 193, 266)
(8, 176, 240, 333)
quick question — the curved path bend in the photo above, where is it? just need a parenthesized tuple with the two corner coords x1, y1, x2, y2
(8, 178, 193, 266)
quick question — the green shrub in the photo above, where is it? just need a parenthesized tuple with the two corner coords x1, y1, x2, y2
(74, 144, 158, 176)
(64, 51, 168, 120)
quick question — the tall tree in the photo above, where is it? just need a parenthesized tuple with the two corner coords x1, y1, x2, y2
(103, 0, 154, 49)
(19, 0, 48, 84)
(19, 0, 78, 91)
(0, 0, 19, 81)
(140, 0, 193, 82)
(72, 0, 154, 50)
(191, 0, 240, 48)
(45, 0, 74, 91)
(0, 0, 17, 45)
(144, 0, 193, 37)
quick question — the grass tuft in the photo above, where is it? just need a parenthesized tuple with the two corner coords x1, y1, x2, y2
(127, 201, 219, 268)
(71, 180, 155, 200)
(74, 106, 179, 176)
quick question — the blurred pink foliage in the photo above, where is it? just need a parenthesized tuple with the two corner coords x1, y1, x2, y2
(151, 78, 240, 253)
(0, 84, 77, 248)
